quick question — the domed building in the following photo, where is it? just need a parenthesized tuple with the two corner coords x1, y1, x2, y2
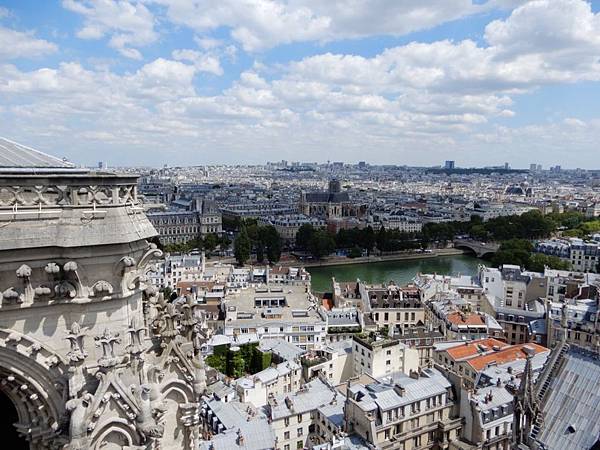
(0, 138, 205, 450)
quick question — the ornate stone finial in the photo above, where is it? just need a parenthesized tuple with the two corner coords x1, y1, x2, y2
(63, 261, 78, 272)
(144, 285, 158, 297)
(95, 328, 121, 368)
(16, 264, 32, 279)
(160, 303, 181, 341)
(192, 353, 207, 396)
(124, 256, 136, 267)
(45, 262, 61, 275)
(560, 303, 568, 343)
(181, 295, 198, 340)
(91, 280, 113, 297)
(2, 287, 23, 304)
(34, 285, 53, 299)
(66, 322, 87, 363)
(55, 281, 77, 299)
(127, 317, 146, 356)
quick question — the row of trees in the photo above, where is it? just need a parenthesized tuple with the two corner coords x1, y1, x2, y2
(229, 210, 596, 267)
(295, 224, 423, 260)
(163, 232, 231, 254)
(491, 239, 570, 272)
(420, 210, 556, 244)
(234, 222, 282, 265)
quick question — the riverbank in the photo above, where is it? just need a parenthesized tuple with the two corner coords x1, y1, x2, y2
(205, 248, 467, 268)
(279, 248, 466, 268)
(307, 253, 483, 292)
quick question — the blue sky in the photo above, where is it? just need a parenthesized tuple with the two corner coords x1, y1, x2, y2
(1, 0, 600, 168)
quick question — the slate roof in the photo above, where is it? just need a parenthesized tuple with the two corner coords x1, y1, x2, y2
(0, 137, 74, 168)
(304, 191, 350, 203)
(535, 347, 600, 450)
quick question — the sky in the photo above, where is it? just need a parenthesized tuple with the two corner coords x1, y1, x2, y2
(1, 0, 600, 168)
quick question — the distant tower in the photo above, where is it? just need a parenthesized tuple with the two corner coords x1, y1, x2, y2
(444, 160, 455, 170)
(328, 179, 341, 194)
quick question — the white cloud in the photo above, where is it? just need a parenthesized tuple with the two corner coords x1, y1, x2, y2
(172, 49, 223, 76)
(2, 0, 600, 167)
(62, 0, 157, 59)
(154, 0, 493, 52)
(0, 25, 57, 60)
(194, 36, 224, 50)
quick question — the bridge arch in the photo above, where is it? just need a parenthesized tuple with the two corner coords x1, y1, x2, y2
(453, 239, 499, 258)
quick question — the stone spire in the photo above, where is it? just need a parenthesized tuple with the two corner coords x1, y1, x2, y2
(512, 348, 539, 448)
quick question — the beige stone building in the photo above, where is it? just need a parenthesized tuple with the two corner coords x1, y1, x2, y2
(344, 368, 462, 449)
(0, 138, 206, 450)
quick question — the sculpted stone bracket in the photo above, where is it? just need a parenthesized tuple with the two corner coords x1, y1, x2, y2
(0, 259, 128, 308)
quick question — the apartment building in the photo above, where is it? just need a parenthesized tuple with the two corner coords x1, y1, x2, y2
(362, 283, 426, 332)
(352, 334, 419, 378)
(479, 265, 547, 344)
(258, 214, 325, 241)
(266, 378, 343, 450)
(345, 368, 462, 450)
(434, 339, 548, 388)
(302, 340, 354, 385)
(428, 296, 504, 341)
(236, 360, 302, 408)
(546, 299, 599, 351)
(223, 285, 326, 350)
(148, 197, 222, 244)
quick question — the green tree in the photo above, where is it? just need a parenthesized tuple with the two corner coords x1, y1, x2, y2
(308, 230, 336, 259)
(470, 224, 487, 240)
(203, 233, 218, 252)
(527, 253, 570, 272)
(376, 226, 388, 251)
(359, 226, 376, 254)
(491, 239, 533, 268)
(234, 227, 251, 266)
(295, 224, 316, 251)
(348, 246, 362, 258)
(262, 225, 282, 263)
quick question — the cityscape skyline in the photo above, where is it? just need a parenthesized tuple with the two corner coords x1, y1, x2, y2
(1, 0, 600, 167)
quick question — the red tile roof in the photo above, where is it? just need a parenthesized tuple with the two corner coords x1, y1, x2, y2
(447, 311, 486, 326)
(445, 338, 509, 360)
(467, 343, 548, 371)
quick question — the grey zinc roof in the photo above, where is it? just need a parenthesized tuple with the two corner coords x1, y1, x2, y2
(200, 416, 276, 450)
(535, 348, 600, 450)
(0, 137, 74, 168)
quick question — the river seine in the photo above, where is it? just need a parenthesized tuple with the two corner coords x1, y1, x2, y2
(307, 254, 485, 292)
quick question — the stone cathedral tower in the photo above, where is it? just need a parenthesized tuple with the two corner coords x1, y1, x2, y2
(0, 138, 205, 450)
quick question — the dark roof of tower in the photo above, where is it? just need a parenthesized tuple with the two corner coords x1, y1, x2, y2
(0, 137, 75, 169)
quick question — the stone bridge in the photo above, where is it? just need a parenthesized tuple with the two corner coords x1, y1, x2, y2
(453, 239, 500, 258)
